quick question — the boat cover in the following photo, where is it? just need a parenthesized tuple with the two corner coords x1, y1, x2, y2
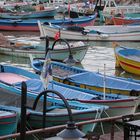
(14, 79, 97, 100)
(14, 79, 44, 93)
(47, 82, 97, 100)
(66, 72, 140, 91)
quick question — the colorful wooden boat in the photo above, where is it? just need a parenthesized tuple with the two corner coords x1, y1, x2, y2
(112, 16, 140, 25)
(0, 64, 108, 133)
(0, 36, 89, 61)
(49, 81, 140, 118)
(0, 14, 97, 31)
(114, 43, 140, 76)
(27, 100, 107, 132)
(100, 0, 140, 23)
(39, 22, 140, 41)
(102, 0, 140, 17)
(31, 60, 140, 96)
(0, 92, 105, 134)
(30, 59, 140, 117)
(0, 105, 19, 136)
(0, 64, 139, 122)
(68, 2, 96, 16)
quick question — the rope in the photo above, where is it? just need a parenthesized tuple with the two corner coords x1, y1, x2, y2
(25, 121, 41, 140)
(103, 110, 122, 131)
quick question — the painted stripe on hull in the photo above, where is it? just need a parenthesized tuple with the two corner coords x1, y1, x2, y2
(110, 105, 135, 109)
(0, 121, 16, 125)
(113, 17, 140, 25)
(0, 25, 39, 31)
(0, 20, 94, 31)
(80, 99, 136, 103)
(120, 60, 140, 70)
(117, 55, 140, 75)
(29, 116, 98, 123)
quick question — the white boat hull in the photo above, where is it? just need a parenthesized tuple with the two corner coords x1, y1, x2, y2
(85, 25, 140, 34)
(0, 43, 89, 62)
(94, 98, 139, 117)
(42, 24, 140, 41)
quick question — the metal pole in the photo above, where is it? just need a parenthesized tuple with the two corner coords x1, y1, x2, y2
(20, 82, 27, 140)
(110, 121, 115, 140)
(103, 64, 106, 100)
(45, 36, 49, 58)
(43, 92, 47, 128)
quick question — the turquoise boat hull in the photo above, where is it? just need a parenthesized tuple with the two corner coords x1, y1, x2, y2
(0, 14, 97, 31)
(0, 8, 57, 19)
(0, 105, 19, 136)
(0, 64, 108, 133)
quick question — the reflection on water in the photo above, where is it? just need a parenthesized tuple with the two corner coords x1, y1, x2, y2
(82, 41, 140, 79)
(0, 32, 140, 80)
(0, 53, 32, 72)
(115, 67, 140, 80)
(82, 44, 115, 75)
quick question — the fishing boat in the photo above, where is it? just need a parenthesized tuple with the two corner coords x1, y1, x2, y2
(0, 64, 108, 132)
(84, 25, 140, 33)
(0, 105, 19, 136)
(112, 16, 140, 25)
(31, 60, 140, 96)
(0, 14, 97, 31)
(0, 4, 57, 19)
(0, 35, 89, 61)
(102, 0, 140, 17)
(0, 64, 139, 122)
(99, 0, 140, 23)
(48, 81, 140, 118)
(68, 2, 96, 16)
(59, 2, 94, 15)
(0, 0, 33, 9)
(27, 99, 106, 132)
(0, 91, 106, 133)
(114, 43, 140, 76)
(30, 58, 140, 117)
(38, 22, 140, 41)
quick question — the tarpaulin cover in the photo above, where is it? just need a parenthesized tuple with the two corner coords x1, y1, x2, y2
(66, 72, 140, 90)
(14, 79, 97, 100)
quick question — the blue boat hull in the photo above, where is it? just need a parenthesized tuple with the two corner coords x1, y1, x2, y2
(31, 60, 140, 95)
(0, 65, 109, 133)
(0, 105, 19, 136)
(0, 64, 138, 119)
(0, 14, 97, 31)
